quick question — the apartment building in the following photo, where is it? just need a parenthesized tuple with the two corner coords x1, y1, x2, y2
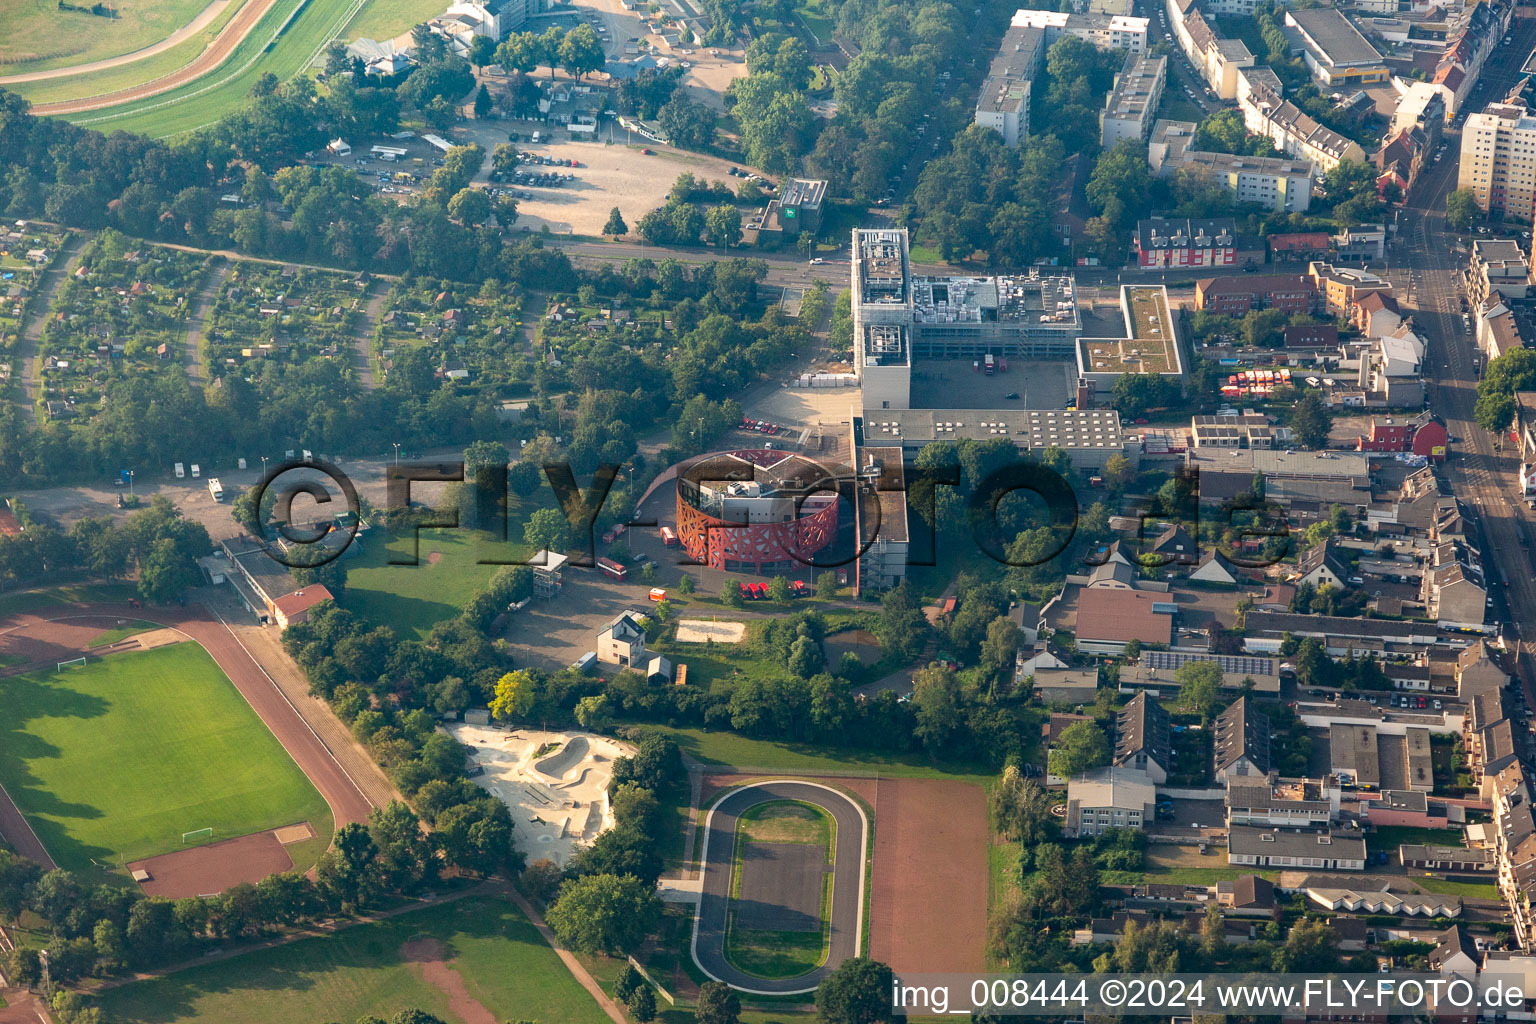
(1148, 119, 1198, 172)
(1168, 0, 1253, 100)
(1309, 262, 1393, 316)
(1135, 217, 1238, 268)
(1176, 150, 1315, 212)
(1101, 54, 1167, 149)
(1194, 274, 1317, 315)
(1458, 102, 1536, 220)
(1469, 239, 1532, 305)
(974, 25, 1044, 148)
(1239, 71, 1367, 172)
(1011, 8, 1149, 52)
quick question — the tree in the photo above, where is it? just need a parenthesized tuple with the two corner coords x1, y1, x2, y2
(558, 24, 606, 80)
(1446, 187, 1479, 232)
(696, 980, 742, 1024)
(615, 963, 644, 1003)
(1175, 660, 1223, 721)
(1048, 720, 1110, 778)
(490, 669, 537, 721)
(448, 187, 491, 226)
(473, 83, 492, 119)
(768, 576, 792, 602)
(545, 873, 661, 954)
(1290, 391, 1331, 449)
(677, 573, 696, 595)
(524, 506, 571, 552)
(463, 439, 511, 475)
(705, 204, 742, 248)
(627, 984, 658, 1022)
(815, 958, 895, 1024)
(722, 578, 745, 608)
(658, 93, 717, 150)
(495, 31, 544, 74)
(603, 206, 629, 237)
(912, 663, 962, 752)
(1085, 140, 1152, 229)
(1477, 346, 1536, 431)
(1110, 372, 1173, 420)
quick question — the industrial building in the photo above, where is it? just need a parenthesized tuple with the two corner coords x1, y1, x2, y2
(1283, 8, 1388, 86)
(850, 228, 1083, 412)
(1101, 54, 1168, 149)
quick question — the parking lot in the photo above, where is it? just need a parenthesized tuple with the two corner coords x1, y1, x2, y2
(455, 119, 759, 236)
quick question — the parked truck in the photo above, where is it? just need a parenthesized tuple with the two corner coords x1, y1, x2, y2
(207, 478, 225, 502)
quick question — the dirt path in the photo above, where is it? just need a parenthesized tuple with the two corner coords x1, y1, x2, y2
(11, 232, 90, 423)
(400, 938, 497, 1024)
(0, 0, 236, 84)
(30, 0, 282, 116)
(183, 259, 229, 387)
(507, 890, 628, 1024)
(351, 283, 387, 390)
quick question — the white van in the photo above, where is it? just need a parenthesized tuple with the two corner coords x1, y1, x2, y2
(174, 462, 185, 479)
(531, 131, 541, 143)
(190, 464, 201, 479)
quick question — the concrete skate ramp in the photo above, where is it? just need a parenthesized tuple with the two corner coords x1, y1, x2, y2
(535, 736, 590, 781)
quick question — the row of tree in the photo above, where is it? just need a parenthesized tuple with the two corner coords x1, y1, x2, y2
(0, 496, 207, 601)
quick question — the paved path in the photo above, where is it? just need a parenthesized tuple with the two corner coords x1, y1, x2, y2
(29, 0, 283, 116)
(0, 0, 234, 84)
(693, 780, 866, 995)
(351, 283, 387, 390)
(182, 259, 230, 387)
(11, 233, 90, 422)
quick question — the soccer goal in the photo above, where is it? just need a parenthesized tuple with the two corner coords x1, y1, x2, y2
(56, 657, 87, 671)
(182, 827, 213, 845)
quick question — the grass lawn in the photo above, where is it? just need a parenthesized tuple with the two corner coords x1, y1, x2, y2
(342, 0, 447, 42)
(0, 581, 136, 619)
(635, 724, 993, 784)
(0, 0, 217, 72)
(1368, 825, 1466, 854)
(68, 0, 352, 138)
(344, 526, 538, 640)
(8, 0, 246, 106)
(86, 619, 160, 648)
(0, 653, 25, 668)
(1414, 876, 1500, 899)
(96, 895, 610, 1024)
(1100, 846, 1279, 886)
(0, 644, 332, 874)
(793, 0, 838, 45)
(738, 801, 833, 848)
(725, 927, 826, 980)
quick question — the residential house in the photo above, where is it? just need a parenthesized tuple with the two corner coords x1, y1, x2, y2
(1114, 691, 1171, 783)
(1213, 696, 1271, 782)
(596, 610, 647, 667)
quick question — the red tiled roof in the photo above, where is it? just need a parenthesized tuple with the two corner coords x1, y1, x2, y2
(1075, 589, 1174, 646)
(273, 586, 334, 619)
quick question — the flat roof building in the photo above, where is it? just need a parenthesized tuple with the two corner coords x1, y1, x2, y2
(1077, 284, 1184, 389)
(1102, 54, 1168, 149)
(1176, 150, 1315, 213)
(1011, 8, 1149, 52)
(1228, 826, 1367, 870)
(1284, 8, 1388, 85)
(975, 25, 1045, 148)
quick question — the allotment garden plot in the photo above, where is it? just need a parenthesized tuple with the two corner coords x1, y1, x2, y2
(205, 262, 368, 373)
(0, 224, 66, 368)
(37, 231, 213, 421)
(373, 277, 529, 388)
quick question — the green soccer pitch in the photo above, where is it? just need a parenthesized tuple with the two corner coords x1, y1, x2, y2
(0, 643, 332, 876)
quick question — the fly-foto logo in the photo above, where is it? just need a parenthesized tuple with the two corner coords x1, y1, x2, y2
(247, 455, 1292, 571)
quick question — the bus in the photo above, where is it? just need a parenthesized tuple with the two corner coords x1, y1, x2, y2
(660, 525, 678, 546)
(597, 557, 627, 580)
